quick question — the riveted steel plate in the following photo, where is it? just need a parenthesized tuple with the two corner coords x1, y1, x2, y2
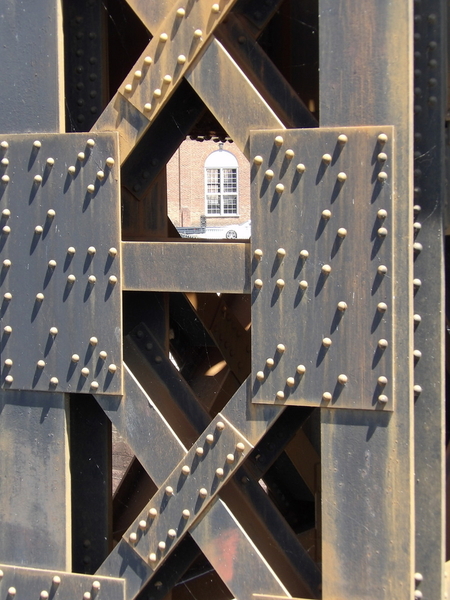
(0, 133, 122, 395)
(251, 126, 396, 410)
(0, 564, 125, 600)
(121, 414, 251, 568)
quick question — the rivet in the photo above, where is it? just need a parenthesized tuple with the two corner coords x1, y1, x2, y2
(77, 152, 86, 161)
(216, 421, 225, 431)
(109, 275, 118, 285)
(33, 140, 42, 148)
(277, 343, 286, 353)
(285, 149, 295, 159)
(276, 391, 285, 400)
(1, 158, 8, 166)
(168, 528, 177, 538)
(414, 592, 423, 600)
(34, 174, 43, 184)
(108, 363, 117, 374)
(413, 242, 423, 253)
(196, 447, 204, 456)
(3, 292, 11, 300)
(182, 509, 190, 519)
(158, 541, 166, 551)
(338, 134, 348, 144)
(414, 384, 422, 395)
(4, 359, 12, 367)
(149, 552, 157, 563)
(88, 275, 96, 284)
(413, 278, 422, 288)
(177, 54, 186, 64)
(165, 486, 174, 496)
(377, 227, 388, 237)
(50, 377, 59, 386)
(378, 133, 388, 144)
(88, 337, 98, 346)
(109, 247, 118, 256)
(337, 172, 347, 182)
(92, 582, 101, 592)
(87, 184, 95, 193)
(52, 576, 61, 586)
(71, 354, 80, 363)
(181, 465, 190, 475)
(215, 467, 224, 478)
(321, 264, 331, 274)
(40, 591, 49, 599)
(322, 392, 332, 401)
(163, 75, 172, 85)
(48, 260, 57, 268)
(153, 88, 162, 98)
(134, 70, 142, 80)
(7, 588, 16, 597)
(413, 349, 422, 360)
(96, 170, 105, 180)
(377, 376, 388, 386)
(5, 375, 13, 384)
(254, 248, 263, 259)
(37, 360, 45, 368)
(67, 274, 76, 283)
(286, 376, 295, 387)
(81, 367, 90, 377)
(138, 520, 147, 530)
(274, 135, 284, 146)
(378, 172, 388, 183)
(277, 248, 286, 258)
(265, 169, 274, 180)
(149, 507, 158, 518)
(377, 302, 388, 313)
(226, 453, 235, 463)
(378, 394, 388, 403)
(378, 152, 388, 162)
(199, 488, 208, 498)
(414, 573, 423, 583)
(377, 209, 388, 219)
(2, 225, 10, 234)
(338, 374, 348, 384)
(276, 278, 285, 289)
(1, 175, 9, 183)
(322, 209, 331, 220)
(3, 325, 12, 334)
(322, 337, 332, 347)
(236, 442, 245, 452)
(193, 29, 203, 38)
(68, 166, 76, 175)
(159, 32, 168, 42)
(86, 139, 96, 148)
(413, 222, 422, 232)
(36, 293, 44, 301)
(296, 364, 306, 374)
(47, 209, 56, 218)
(50, 327, 58, 336)
(322, 153, 332, 164)
(378, 339, 388, 348)
(3, 259, 11, 268)
(0, 141, 8, 149)
(266, 358, 275, 367)
(106, 157, 115, 168)
(206, 433, 214, 444)
(46, 157, 55, 167)
(275, 183, 285, 193)
(2, 209, 10, 217)
(299, 280, 308, 290)
(211, 3, 220, 12)
(129, 532, 138, 544)
(300, 249, 309, 259)
(336, 301, 347, 313)
(68, 246, 76, 255)
(296, 163, 306, 173)
(144, 103, 152, 112)
(377, 265, 388, 275)
(176, 7, 185, 17)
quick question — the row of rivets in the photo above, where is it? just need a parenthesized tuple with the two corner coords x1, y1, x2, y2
(0, 573, 100, 599)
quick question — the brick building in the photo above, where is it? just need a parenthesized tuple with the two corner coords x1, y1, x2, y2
(167, 138, 250, 228)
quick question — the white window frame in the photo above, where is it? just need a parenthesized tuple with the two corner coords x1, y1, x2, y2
(204, 149, 239, 217)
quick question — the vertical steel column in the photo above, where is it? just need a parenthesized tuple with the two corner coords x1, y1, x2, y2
(0, 0, 70, 570)
(319, 1, 414, 598)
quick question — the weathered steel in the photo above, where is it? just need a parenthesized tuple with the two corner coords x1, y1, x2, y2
(251, 126, 396, 411)
(413, 0, 447, 597)
(0, 133, 122, 395)
(319, 1, 414, 599)
(122, 241, 250, 293)
(0, 564, 125, 600)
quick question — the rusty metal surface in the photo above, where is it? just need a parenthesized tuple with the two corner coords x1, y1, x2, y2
(251, 126, 396, 411)
(0, 133, 122, 395)
(319, 1, 414, 599)
(0, 564, 125, 600)
(122, 241, 250, 293)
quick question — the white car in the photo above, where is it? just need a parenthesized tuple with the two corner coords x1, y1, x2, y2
(222, 220, 251, 239)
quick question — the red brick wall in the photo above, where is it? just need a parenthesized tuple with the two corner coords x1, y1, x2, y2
(167, 139, 250, 227)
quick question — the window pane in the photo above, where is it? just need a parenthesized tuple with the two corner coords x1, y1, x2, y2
(223, 194, 237, 214)
(222, 168, 237, 193)
(206, 195, 220, 214)
(206, 169, 220, 194)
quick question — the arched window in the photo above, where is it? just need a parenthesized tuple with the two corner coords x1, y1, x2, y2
(205, 145, 238, 216)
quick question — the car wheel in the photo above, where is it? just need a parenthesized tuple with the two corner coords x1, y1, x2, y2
(226, 230, 237, 239)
